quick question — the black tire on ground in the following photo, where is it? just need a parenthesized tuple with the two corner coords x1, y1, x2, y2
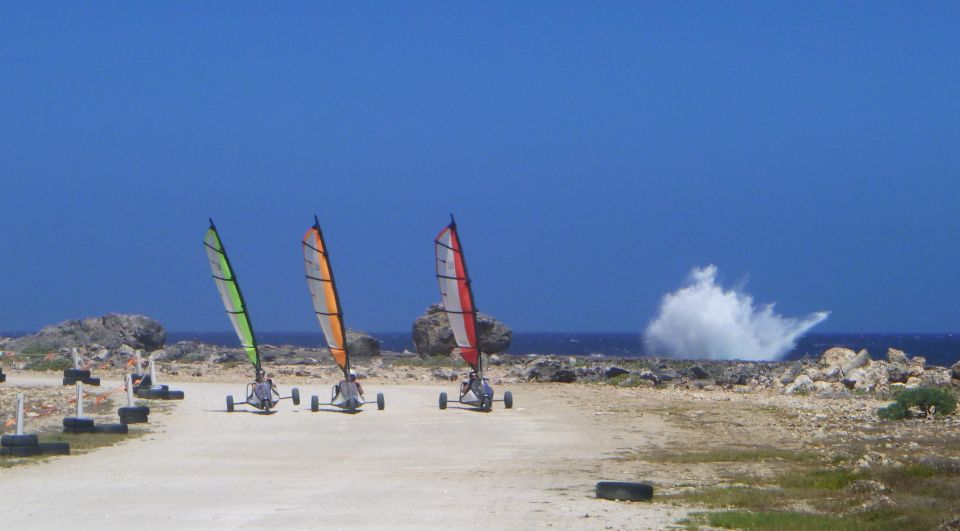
(63, 417, 95, 429)
(94, 423, 129, 434)
(64, 369, 91, 379)
(291, 388, 300, 406)
(62, 377, 77, 386)
(226, 395, 234, 412)
(377, 392, 385, 411)
(10, 446, 41, 457)
(311, 395, 319, 412)
(0, 372, 5, 383)
(595, 481, 654, 502)
(37, 442, 70, 455)
(82, 377, 101, 387)
(167, 390, 184, 400)
(504, 391, 513, 409)
(63, 426, 96, 434)
(439, 392, 447, 410)
(1, 434, 39, 448)
(117, 406, 150, 417)
(119, 414, 148, 425)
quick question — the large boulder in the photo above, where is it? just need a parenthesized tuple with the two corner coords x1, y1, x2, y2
(952, 360, 960, 381)
(412, 304, 512, 356)
(887, 348, 910, 365)
(10, 314, 166, 352)
(346, 329, 381, 357)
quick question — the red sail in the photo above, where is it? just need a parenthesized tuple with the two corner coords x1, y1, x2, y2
(435, 221, 480, 368)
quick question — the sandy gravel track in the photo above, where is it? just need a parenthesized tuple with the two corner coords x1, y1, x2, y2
(0, 378, 684, 530)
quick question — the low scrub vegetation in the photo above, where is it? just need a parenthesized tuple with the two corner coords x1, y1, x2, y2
(877, 386, 956, 420)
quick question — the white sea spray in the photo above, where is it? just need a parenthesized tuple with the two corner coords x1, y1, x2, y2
(645, 265, 829, 360)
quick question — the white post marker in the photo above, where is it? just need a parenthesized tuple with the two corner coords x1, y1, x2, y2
(15, 393, 25, 436)
(76, 381, 84, 418)
(126, 373, 135, 406)
(135, 351, 143, 375)
(149, 355, 158, 388)
(71, 348, 81, 370)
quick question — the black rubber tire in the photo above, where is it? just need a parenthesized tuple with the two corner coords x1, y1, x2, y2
(377, 392, 385, 411)
(167, 390, 184, 400)
(480, 396, 492, 411)
(347, 398, 358, 413)
(82, 377, 101, 387)
(63, 417, 95, 429)
(595, 481, 654, 502)
(311, 395, 319, 412)
(64, 368, 91, 379)
(226, 395, 235, 412)
(292, 388, 301, 406)
(94, 423, 128, 434)
(62, 377, 77, 386)
(37, 442, 70, 455)
(0, 372, 6, 383)
(132, 374, 151, 388)
(439, 392, 447, 410)
(119, 414, 148, 425)
(63, 426, 96, 434)
(118, 406, 150, 416)
(504, 391, 513, 409)
(1, 434, 39, 448)
(9, 446, 41, 457)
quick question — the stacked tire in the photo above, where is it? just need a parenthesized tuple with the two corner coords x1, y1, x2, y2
(0, 434, 69, 457)
(63, 417, 96, 434)
(118, 406, 150, 424)
(136, 387, 184, 400)
(62, 369, 100, 387)
(0, 368, 6, 383)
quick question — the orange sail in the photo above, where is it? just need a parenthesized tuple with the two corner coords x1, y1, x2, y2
(302, 217, 349, 374)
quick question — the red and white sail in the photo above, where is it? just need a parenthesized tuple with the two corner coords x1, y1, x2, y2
(435, 218, 480, 369)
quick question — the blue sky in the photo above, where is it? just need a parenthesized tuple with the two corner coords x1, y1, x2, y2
(1, 2, 958, 333)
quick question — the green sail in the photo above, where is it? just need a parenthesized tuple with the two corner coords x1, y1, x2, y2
(204, 222, 261, 372)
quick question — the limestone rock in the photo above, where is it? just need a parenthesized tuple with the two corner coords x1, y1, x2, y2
(411, 304, 512, 356)
(346, 329, 381, 357)
(821, 347, 858, 369)
(887, 348, 910, 365)
(10, 314, 166, 352)
(842, 350, 872, 374)
(786, 375, 815, 394)
(952, 360, 960, 380)
(604, 366, 629, 379)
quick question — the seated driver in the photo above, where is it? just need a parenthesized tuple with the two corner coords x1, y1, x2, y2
(349, 369, 365, 398)
(253, 374, 275, 404)
(460, 370, 479, 397)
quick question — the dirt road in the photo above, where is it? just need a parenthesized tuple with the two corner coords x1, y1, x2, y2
(0, 378, 685, 530)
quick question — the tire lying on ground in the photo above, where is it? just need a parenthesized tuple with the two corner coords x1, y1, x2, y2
(63, 417, 95, 429)
(9, 446, 41, 457)
(137, 388, 184, 400)
(595, 481, 654, 502)
(118, 406, 150, 416)
(62, 377, 77, 386)
(82, 377, 101, 386)
(1, 434, 39, 448)
(64, 368, 91, 379)
(93, 423, 129, 434)
(37, 442, 70, 455)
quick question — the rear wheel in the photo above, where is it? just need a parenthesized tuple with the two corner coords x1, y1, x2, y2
(377, 393, 385, 411)
(291, 388, 301, 406)
(226, 395, 234, 412)
(439, 392, 447, 410)
(504, 391, 513, 409)
(311, 395, 319, 412)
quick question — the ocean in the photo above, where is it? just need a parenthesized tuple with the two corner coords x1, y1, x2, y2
(161, 331, 960, 367)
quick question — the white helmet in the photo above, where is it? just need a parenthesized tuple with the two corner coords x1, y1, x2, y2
(349, 369, 357, 377)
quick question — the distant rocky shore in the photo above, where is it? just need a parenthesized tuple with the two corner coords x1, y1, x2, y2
(2, 313, 959, 396)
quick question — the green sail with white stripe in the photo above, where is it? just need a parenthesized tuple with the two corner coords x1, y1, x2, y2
(204, 220, 261, 372)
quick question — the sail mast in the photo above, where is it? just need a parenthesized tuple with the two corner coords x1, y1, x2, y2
(303, 217, 350, 378)
(435, 215, 483, 375)
(449, 215, 483, 376)
(204, 219, 262, 377)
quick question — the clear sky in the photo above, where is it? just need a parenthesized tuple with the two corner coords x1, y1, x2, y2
(1, 2, 958, 334)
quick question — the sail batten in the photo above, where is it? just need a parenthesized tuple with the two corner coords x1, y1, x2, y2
(435, 218, 481, 370)
(204, 221, 261, 373)
(303, 218, 350, 375)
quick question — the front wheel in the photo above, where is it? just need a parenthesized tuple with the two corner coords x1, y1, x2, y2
(439, 392, 447, 410)
(504, 391, 513, 409)
(291, 388, 301, 406)
(480, 396, 492, 411)
(226, 395, 234, 413)
(377, 392, 385, 411)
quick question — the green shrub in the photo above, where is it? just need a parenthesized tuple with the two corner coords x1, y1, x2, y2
(24, 357, 72, 371)
(877, 387, 956, 420)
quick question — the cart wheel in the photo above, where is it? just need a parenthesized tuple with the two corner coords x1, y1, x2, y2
(377, 392, 385, 411)
(480, 396, 492, 411)
(226, 395, 234, 413)
(439, 392, 447, 410)
(504, 391, 513, 409)
(291, 388, 301, 406)
(311, 395, 319, 412)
